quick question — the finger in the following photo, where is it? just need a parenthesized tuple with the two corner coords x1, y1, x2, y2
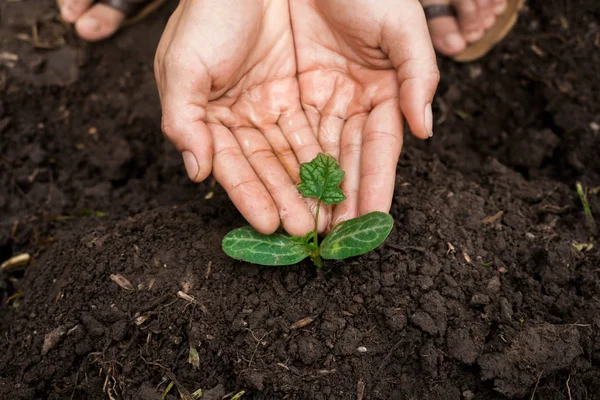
(278, 107, 330, 233)
(302, 103, 321, 137)
(331, 114, 367, 229)
(278, 107, 323, 164)
(455, 0, 485, 42)
(382, 0, 440, 140)
(155, 41, 213, 182)
(358, 99, 403, 216)
(261, 124, 301, 182)
(234, 127, 315, 237)
(318, 115, 345, 160)
(210, 124, 280, 235)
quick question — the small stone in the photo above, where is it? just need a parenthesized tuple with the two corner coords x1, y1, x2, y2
(42, 326, 67, 355)
(590, 121, 599, 132)
(500, 298, 513, 323)
(470, 293, 490, 306)
(462, 390, 475, 399)
(486, 276, 501, 293)
(357, 346, 367, 353)
(525, 232, 536, 239)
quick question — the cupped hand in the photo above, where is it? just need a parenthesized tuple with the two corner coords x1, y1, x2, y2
(155, 0, 327, 236)
(289, 0, 440, 229)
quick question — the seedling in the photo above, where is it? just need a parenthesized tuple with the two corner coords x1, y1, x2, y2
(576, 182, 593, 219)
(222, 153, 394, 267)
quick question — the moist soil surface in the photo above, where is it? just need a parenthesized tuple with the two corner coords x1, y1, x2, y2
(1, 0, 600, 399)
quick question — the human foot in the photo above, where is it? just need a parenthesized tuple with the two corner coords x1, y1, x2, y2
(57, 0, 164, 41)
(421, 0, 522, 60)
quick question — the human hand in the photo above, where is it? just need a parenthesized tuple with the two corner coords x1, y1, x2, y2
(155, 0, 327, 236)
(289, 0, 440, 229)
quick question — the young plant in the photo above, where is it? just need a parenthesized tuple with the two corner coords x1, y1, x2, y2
(222, 153, 394, 267)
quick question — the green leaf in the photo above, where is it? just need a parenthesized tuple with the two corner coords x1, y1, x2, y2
(320, 212, 394, 259)
(222, 227, 311, 266)
(297, 153, 346, 205)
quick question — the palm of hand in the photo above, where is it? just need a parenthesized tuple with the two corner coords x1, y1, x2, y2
(290, 0, 438, 228)
(156, 0, 323, 236)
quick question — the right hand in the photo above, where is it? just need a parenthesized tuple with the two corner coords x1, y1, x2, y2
(154, 0, 327, 236)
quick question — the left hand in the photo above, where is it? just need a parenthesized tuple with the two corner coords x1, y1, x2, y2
(290, 0, 440, 230)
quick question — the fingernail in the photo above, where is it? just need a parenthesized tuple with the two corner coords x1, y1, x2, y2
(443, 33, 466, 53)
(182, 151, 199, 181)
(425, 103, 433, 137)
(77, 16, 100, 32)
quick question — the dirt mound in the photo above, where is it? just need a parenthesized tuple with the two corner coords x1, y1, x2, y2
(1, 0, 600, 399)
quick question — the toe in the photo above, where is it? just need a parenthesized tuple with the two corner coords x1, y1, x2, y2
(476, 0, 496, 29)
(454, 0, 484, 43)
(59, 0, 93, 23)
(492, 0, 508, 15)
(75, 4, 125, 41)
(422, 0, 467, 56)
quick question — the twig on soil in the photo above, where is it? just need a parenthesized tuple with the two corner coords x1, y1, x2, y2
(110, 273, 134, 291)
(247, 329, 269, 367)
(140, 353, 193, 399)
(530, 370, 544, 400)
(1, 253, 31, 272)
(357, 378, 365, 400)
(566, 375, 572, 400)
(377, 340, 405, 372)
(290, 317, 315, 330)
(481, 210, 504, 224)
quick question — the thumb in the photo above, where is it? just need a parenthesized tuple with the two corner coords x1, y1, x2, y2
(381, 0, 440, 139)
(155, 44, 214, 183)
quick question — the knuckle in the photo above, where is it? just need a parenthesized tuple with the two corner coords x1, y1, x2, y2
(214, 145, 242, 163)
(247, 148, 277, 165)
(340, 142, 361, 158)
(160, 116, 180, 143)
(363, 130, 400, 145)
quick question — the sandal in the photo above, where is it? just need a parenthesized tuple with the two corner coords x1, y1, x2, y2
(103, 0, 168, 27)
(424, 0, 525, 62)
(57, 0, 167, 29)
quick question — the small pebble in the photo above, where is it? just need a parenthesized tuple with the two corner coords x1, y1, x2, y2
(357, 346, 367, 353)
(590, 122, 599, 132)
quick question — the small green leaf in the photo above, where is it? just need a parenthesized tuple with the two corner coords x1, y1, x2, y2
(320, 212, 394, 259)
(297, 153, 346, 205)
(222, 227, 311, 266)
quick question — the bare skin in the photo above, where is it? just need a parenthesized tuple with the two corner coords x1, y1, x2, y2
(60, 0, 440, 236)
(420, 0, 508, 56)
(290, 0, 439, 229)
(57, 0, 126, 41)
(57, 0, 508, 56)
(154, 0, 328, 237)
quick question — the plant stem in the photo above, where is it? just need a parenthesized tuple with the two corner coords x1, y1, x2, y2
(309, 200, 324, 268)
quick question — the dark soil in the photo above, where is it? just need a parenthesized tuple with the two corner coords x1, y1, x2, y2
(1, 0, 600, 399)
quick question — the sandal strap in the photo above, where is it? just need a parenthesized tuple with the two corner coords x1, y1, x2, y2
(100, 0, 152, 18)
(423, 4, 456, 19)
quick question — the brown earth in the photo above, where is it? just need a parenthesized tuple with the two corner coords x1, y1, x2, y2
(1, 0, 600, 399)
